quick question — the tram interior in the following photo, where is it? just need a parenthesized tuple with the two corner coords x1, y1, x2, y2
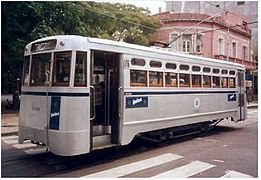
(91, 51, 119, 145)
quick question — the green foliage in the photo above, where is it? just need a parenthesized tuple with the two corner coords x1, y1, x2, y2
(1, 1, 161, 94)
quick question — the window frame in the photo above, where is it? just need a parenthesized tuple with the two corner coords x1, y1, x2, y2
(74, 51, 87, 87)
(130, 69, 147, 87)
(149, 71, 163, 87)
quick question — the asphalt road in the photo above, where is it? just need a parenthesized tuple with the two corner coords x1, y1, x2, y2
(1, 108, 258, 178)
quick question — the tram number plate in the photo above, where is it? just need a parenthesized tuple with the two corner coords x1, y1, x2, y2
(126, 96, 148, 108)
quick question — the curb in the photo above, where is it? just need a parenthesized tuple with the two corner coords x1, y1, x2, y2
(1, 131, 18, 137)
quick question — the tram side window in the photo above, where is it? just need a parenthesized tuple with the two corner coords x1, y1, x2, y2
(192, 74, 202, 88)
(203, 75, 211, 88)
(74, 51, 87, 87)
(22, 56, 30, 86)
(130, 70, 147, 87)
(30, 53, 51, 86)
(165, 72, 177, 87)
(149, 71, 163, 87)
(229, 77, 236, 88)
(213, 76, 220, 88)
(53, 51, 72, 86)
(179, 73, 190, 87)
(221, 77, 228, 88)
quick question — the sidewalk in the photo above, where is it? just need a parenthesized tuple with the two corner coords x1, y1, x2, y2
(1, 102, 258, 137)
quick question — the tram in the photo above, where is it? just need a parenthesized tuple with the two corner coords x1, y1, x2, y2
(19, 35, 246, 156)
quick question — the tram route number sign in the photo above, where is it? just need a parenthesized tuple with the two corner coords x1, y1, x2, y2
(126, 96, 148, 108)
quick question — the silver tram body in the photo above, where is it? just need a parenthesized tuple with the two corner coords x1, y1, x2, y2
(19, 35, 247, 156)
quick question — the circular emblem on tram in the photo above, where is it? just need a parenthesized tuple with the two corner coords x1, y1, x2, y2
(194, 97, 200, 109)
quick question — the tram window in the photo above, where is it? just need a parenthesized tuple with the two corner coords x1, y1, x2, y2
(192, 74, 202, 88)
(213, 68, 220, 74)
(229, 70, 235, 75)
(130, 70, 147, 87)
(150, 61, 162, 68)
(192, 66, 201, 72)
(203, 67, 211, 73)
(74, 51, 87, 87)
(53, 51, 72, 86)
(30, 53, 51, 86)
(166, 63, 177, 70)
(229, 77, 236, 88)
(165, 72, 177, 87)
(221, 77, 228, 88)
(221, 69, 228, 74)
(179, 73, 190, 87)
(149, 71, 163, 87)
(22, 56, 30, 86)
(203, 75, 211, 88)
(131, 58, 145, 66)
(180, 64, 189, 71)
(213, 76, 220, 88)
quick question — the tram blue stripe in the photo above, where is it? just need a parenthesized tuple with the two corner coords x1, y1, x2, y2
(125, 91, 237, 95)
(21, 91, 89, 97)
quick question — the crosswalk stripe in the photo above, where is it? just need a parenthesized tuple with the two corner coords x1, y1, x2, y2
(152, 161, 215, 178)
(81, 153, 183, 178)
(221, 170, 253, 178)
(24, 148, 48, 155)
(13, 143, 37, 149)
(1, 135, 18, 140)
(3, 139, 18, 144)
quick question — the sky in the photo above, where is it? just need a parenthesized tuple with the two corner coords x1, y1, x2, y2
(96, 0, 166, 14)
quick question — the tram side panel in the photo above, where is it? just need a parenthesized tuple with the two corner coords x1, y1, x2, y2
(121, 90, 238, 145)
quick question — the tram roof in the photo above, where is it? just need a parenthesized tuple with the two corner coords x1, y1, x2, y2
(27, 35, 244, 69)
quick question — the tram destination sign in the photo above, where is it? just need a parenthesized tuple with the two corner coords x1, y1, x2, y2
(31, 39, 57, 53)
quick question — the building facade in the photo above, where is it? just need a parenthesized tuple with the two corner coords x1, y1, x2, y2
(151, 11, 257, 100)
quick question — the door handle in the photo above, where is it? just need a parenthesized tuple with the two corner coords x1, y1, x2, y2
(90, 86, 96, 120)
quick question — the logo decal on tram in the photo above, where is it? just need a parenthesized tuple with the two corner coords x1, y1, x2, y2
(228, 94, 237, 101)
(126, 96, 148, 108)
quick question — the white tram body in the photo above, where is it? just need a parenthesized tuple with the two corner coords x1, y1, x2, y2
(19, 35, 247, 156)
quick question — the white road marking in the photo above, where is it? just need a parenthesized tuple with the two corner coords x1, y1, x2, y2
(152, 161, 215, 178)
(13, 143, 37, 149)
(24, 148, 48, 155)
(211, 159, 224, 163)
(221, 170, 253, 178)
(1, 135, 18, 140)
(81, 153, 183, 178)
(3, 139, 18, 144)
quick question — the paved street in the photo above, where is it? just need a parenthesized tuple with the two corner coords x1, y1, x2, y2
(1, 108, 258, 178)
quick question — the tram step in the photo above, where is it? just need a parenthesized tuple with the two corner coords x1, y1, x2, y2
(93, 135, 114, 150)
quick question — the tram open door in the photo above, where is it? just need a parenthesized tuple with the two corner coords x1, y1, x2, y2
(90, 50, 121, 149)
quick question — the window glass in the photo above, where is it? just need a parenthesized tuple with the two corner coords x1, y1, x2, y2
(149, 71, 163, 87)
(22, 56, 30, 86)
(179, 73, 190, 87)
(131, 58, 145, 66)
(203, 75, 211, 88)
(74, 51, 87, 87)
(192, 66, 201, 72)
(30, 53, 51, 86)
(221, 77, 228, 88)
(166, 63, 177, 70)
(165, 72, 177, 87)
(221, 69, 228, 74)
(229, 70, 235, 75)
(213, 68, 220, 74)
(229, 77, 236, 88)
(213, 76, 220, 88)
(192, 75, 201, 88)
(203, 67, 211, 73)
(53, 51, 72, 86)
(130, 70, 147, 87)
(180, 64, 189, 71)
(150, 61, 162, 68)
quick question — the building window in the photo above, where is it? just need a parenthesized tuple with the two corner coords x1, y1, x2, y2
(218, 38, 224, 55)
(182, 34, 192, 52)
(243, 46, 247, 60)
(242, 21, 247, 30)
(237, 1, 245, 6)
(196, 34, 202, 52)
(232, 42, 237, 58)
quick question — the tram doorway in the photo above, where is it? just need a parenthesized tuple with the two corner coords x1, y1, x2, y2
(90, 50, 120, 148)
